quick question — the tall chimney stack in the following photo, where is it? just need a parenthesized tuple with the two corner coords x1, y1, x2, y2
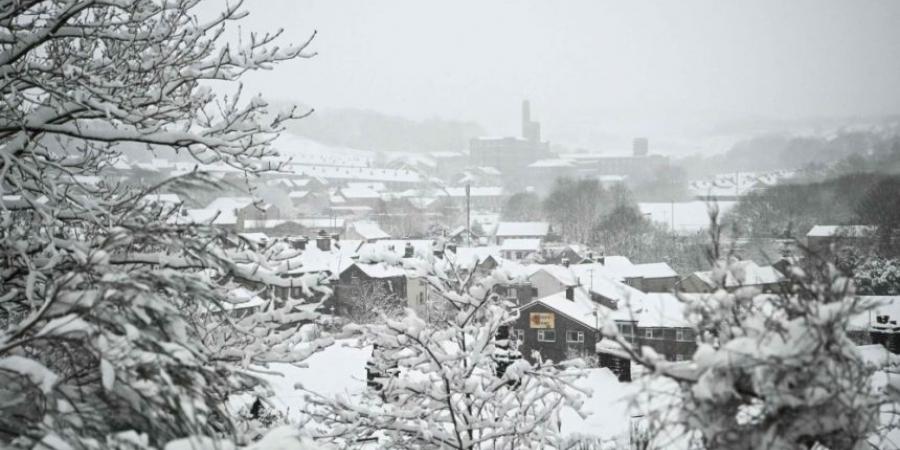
(633, 137, 649, 157)
(522, 100, 541, 143)
(521, 99, 531, 137)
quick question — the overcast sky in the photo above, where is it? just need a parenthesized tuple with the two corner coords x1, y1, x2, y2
(207, 0, 900, 151)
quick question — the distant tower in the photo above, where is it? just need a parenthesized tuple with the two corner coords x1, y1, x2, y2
(633, 137, 649, 156)
(521, 100, 541, 143)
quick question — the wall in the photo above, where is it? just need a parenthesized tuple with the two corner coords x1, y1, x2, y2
(512, 303, 599, 365)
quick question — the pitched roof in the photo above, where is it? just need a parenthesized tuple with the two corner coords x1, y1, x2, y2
(349, 221, 390, 241)
(344, 262, 407, 279)
(501, 238, 542, 251)
(807, 225, 877, 238)
(496, 222, 550, 237)
(569, 264, 647, 305)
(526, 264, 579, 287)
(520, 289, 600, 330)
(692, 260, 784, 288)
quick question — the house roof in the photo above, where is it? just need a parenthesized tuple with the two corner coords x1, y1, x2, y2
(526, 264, 579, 287)
(632, 262, 678, 279)
(569, 264, 647, 305)
(501, 238, 542, 251)
(520, 289, 600, 330)
(528, 158, 574, 168)
(343, 262, 407, 279)
(349, 221, 390, 241)
(450, 246, 502, 269)
(496, 222, 550, 237)
(692, 260, 784, 288)
(583, 256, 678, 280)
(340, 186, 382, 199)
(242, 218, 346, 230)
(807, 225, 877, 238)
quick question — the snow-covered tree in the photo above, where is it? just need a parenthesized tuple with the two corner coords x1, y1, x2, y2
(303, 256, 587, 449)
(0, 1, 327, 447)
(598, 214, 896, 449)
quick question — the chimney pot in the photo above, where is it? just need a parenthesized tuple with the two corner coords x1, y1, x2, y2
(316, 234, 331, 252)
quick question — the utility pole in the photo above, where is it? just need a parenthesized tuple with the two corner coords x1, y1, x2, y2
(466, 183, 471, 247)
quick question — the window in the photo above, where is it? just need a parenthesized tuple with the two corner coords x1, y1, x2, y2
(643, 328, 664, 340)
(676, 328, 694, 342)
(417, 292, 425, 305)
(617, 323, 633, 336)
(537, 330, 556, 342)
(566, 330, 584, 343)
(506, 287, 517, 300)
(291, 287, 302, 298)
(514, 329, 524, 343)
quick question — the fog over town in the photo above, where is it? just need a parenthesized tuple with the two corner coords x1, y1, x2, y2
(2, 1, 900, 449)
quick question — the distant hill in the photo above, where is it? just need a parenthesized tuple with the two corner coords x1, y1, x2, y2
(680, 122, 900, 178)
(281, 106, 485, 154)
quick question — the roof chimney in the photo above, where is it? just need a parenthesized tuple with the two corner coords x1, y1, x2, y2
(292, 236, 308, 250)
(316, 229, 331, 252)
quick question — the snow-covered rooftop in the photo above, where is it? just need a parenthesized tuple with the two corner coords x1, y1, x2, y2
(692, 260, 783, 288)
(522, 288, 600, 329)
(501, 238, 542, 251)
(528, 158, 574, 168)
(243, 218, 346, 229)
(569, 263, 647, 305)
(495, 221, 550, 237)
(526, 264, 579, 287)
(348, 221, 390, 241)
(344, 262, 407, 279)
(806, 225, 877, 238)
(340, 186, 382, 199)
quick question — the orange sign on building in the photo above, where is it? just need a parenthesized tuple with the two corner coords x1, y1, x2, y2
(529, 312, 555, 329)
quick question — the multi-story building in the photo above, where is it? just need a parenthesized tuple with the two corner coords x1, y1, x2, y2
(469, 101, 552, 186)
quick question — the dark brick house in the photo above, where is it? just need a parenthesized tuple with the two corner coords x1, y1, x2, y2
(334, 262, 407, 316)
(512, 292, 600, 364)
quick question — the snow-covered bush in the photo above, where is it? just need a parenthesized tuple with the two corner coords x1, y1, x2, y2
(0, 1, 325, 447)
(854, 257, 900, 296)
(600, 236, 892, 448)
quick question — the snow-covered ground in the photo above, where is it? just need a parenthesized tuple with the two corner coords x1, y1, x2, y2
(639, 201, 737, 234)
(247, 339, 671, 445)
(235, 340, 900, 448)
(232, 340, 371, 423)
